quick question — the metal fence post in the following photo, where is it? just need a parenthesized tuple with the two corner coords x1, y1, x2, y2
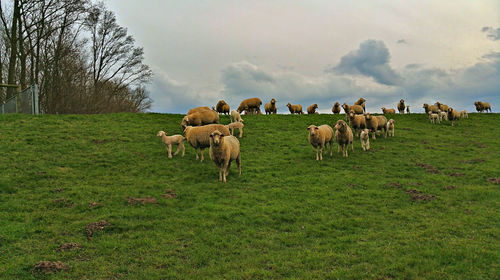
(33, 85, 39, 114)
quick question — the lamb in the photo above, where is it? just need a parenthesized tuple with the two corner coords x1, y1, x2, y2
(187, 106, 211, 115)
(307, 124, 334, 161)
(349, 110, 366, 137)
(157, 131, 185, 158)
(307, 104, 319, 114)
(398, 99, 405, 114)
(364, 113, 379, 139)
(447, 107, 460, 126)
(215, 100, 230, 115)
(406, 106, 410, 114)
(438, 110, 448, 121)
(209, 130, 241, 183)
(360, 129, 370, 151)
(334, 120, 354, 157)
(460, 110, 468, 119)
(230, 110, 244, 123)
(181, 109, 219, 130)
(287, 103, 303, 114)
(264, 98, 277, 114)
(428, 112, 440, 124)
(184, 124, 231, 161)
(331, 102, 341, 114)
(237, 98, 262, 114)
(423, 103, 439, 114)
(343, 103, 364, 114)
(381, 107, 396, 114)
(226, 122, 244, 138)
(386, 119, 395, 137)
(354, 98, 366, 112)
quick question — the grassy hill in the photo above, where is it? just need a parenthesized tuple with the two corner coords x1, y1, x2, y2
(0, 112, 499, 279)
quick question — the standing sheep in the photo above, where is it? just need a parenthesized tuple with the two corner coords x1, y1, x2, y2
(226, 122, 244, 138)
(354, 98, 366, 113)
(287, 103, 303, 114)
(187, 106, 211, 115)
(438, 110, 448, 121)
(428, 112, 440, 124)
(343, 103, 364, 114)
(398, 99, 405, 114)
(349, 110, 366, 137)
(181, 109, 220, 130)
(360, 129, 370, 151)
(406, 106, 410, 114)
(332, 102, 341, 114)
(381, 107, 396, 114)
(215, 100, 230, 115)
(237, 98, 262, 115)
(386, 119, 395, 137)
(334, 120, 354, 157)
(364, 113, 379, 139)
(307, 124, 334, 161)
(307, 104, 319, 114)
(184, 124, 231, 161)
(209, 130, 241, 183)
(423, 103, 439, 114)
(460, 110, 468, 119)
(230, 110, 244, 123)
(157, 131, 185, 158)
(264, 98, 277, 114)
(435, 102, 449, 112)
(375, 115, 387, 137)
(447, 107, 460, 126)
(474, 101, 491, 113)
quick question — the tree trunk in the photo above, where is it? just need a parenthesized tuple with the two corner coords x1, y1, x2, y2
(18, 12, 27, 89)
(6, 0, 20, 98)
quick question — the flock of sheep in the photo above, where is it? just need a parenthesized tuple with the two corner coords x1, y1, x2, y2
(157, 97, 492, 183)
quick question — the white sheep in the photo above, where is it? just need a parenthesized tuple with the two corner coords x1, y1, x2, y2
(184, 124, 231, 161)
(157, 131, 185, 158)
(429, 112, 440, 124)
(334, 120, 354, 157)
(230, 110, 244, 123)
(360, 129, 370, 151)
(226, 122, 244, 138)
(386, 119, 395, 137)
(307, 124, 334, 161)
(209, 130, 241, 183)
(460, 110, 468, 119)
(437, 110, 448, 121)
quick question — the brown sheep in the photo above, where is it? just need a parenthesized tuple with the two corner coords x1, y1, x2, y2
(287, 103, 303, 114)
(398, 99, 405, 114)
(474, 101, 492, 113)
(331, 102, 341, 114)
(349, 110, 366, 137)
(184, 124, 230, 161)
(435, 102, 449, 112)
(307, 104, 319, 114)
(364, 113, 379, 139)
(216, 100, 230, 115)
(375, 115, 387, 137)
(381, 107, 396, 114)
(481, 102, 491, 112)
(181, 109, 219, 130)
(307, 124, 334, 161)
(343, 103, 364, 115)
(187, 106, 211, 115)
(447, 107, 460, 126)
(422, 103, 439, 114)
(237, 98, 262, 114)
(264, 98, 277, 114)
(209, 130, 241, 183)
(460, 110, 468, 119)
(334, 120, 354, 157)
(354, 98, 366, 112)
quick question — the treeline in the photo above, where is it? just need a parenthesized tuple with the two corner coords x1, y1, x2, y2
(0, 0, 152, 113)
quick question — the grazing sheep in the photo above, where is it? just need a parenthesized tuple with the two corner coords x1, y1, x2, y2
(187, 106, 211, 115)
(226, 122, 244, 138)
(237, 98, 262, 114)
(398, 99, 405, 114)
(307, 104, 319, 114)
(386, 119, 395, 137)
(364, 113, 379, 139)
(474, 101, 492, 113)
(264, 98, 277, 114)
(334, 120, 354, 157)
(447, 107, 460, 126)
(287, 103, 303, 114)
(157, 131, 185, 158)
(381, 107, 396, 114)
(307, 124, 334, 161)
(423, 103, 439, 114)
(438, 110, 448, 121)
(209, 130, 241, 183)
(428, 112, 440, 124)
(354, 98, 366, 112)
(230, 110, 244, 123)
(435, 102, 449, 112)
(343, 103, 364, 114)
(360, 129, 370, 151)
(406, 106, 410, 114)
(181, 109, 219, 130)
(215, 100, 230, 115)
(460, 110, 468, 119)
(332, 102, 341, 114)
(349, 110, 366, 137)
(184, 124, 231, 161)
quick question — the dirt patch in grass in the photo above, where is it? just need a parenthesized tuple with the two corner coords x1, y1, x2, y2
(32, 261, 70, 274)
(127, 196, 158, 205)
(387, 182, 402, 189)
(52, 188, 64, 193)
(487, 178, 500, 184)
(464, 209, 472, 214)
(92, 139, 107, 144)
(407, 182, 422, 186)
(405, 189, 435, 202)
(162, 190, 178, 199)
(53, 198, 74, 208)
(416, 163, 439, 174)
(474, 142, 487, 148)
(448, 173, 465, 177)
(56, 243, 82, 252)
(444, 185, 456, 190)
(348, 183, 356, 188)
(88, 202, 100, 209)
(352, 165, 361, 169)
(132, 151, 147, 159)
(85, 220, 110, 240)
(460, 158, 485, 164)
(426, 146, 435, 150)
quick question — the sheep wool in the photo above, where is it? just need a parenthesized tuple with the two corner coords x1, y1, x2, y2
(287, 103, 303, 114)
(307, 104, 319, 114)
(157, 131, 185, 158)
(237, 98, 262, 114)
(334, 120, 354, 157)
(360, 129, 370, 151)
(264, 98, 277, 114)
(187, 106, 211, 115)
(227, 122, 244, 138)
(209, 130, 242, 183)
(307, 124, 334, 161)
(181, 109, 220, 130)
(184, 124, 231, 161)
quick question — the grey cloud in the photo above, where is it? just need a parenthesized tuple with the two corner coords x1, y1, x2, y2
(326, 40, 403, 86)
(481, 26, 500, 41)
(397, 39, 407, 44)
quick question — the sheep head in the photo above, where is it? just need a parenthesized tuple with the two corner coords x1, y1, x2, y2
(400, 99, 404, 103)
(271, 98, 276, 104)
(209, 130, 224, 146)
(286, 102, 292, 108)
(181, 116, 189, 130)
(156, 131, 166, 137)
(307, 125, 319, 137)
(335, 120, 347, 132)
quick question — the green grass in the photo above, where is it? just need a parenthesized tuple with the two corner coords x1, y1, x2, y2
(0, 112, 499, 279)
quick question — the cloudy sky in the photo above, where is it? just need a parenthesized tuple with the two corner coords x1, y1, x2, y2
(107, 0, 499, 113)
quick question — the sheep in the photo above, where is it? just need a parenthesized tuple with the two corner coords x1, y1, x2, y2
(209, 130, 241, 183)
(184, 124, 231, 161)
(287, 103, 303, 114)
(307, 104, 319, 114)
(307, 124, 334, 161)
(428, 112, 440, 124)
(474, 101, 482, 112)
(334, 120, 354, 157)
(157, 131, 185, 158)
(264, 98, 277, 114)
(375, 115, 387, 137)
(230, 110, 244, 123)
(460, 110, 468, 119)
(215, 100, 230, 115)
(360, 129, 370, 151)
(474, 101, 492, 113)
(423, 103, 439, 114)
(364, 113, 379, 139)
(237, 98, 262, 115)
(386, 119, 395, 137)
(435, 102, 449, 112)
(349, 110, 366, 137)
(331, 102, 341, 114)
(226, 122, 244, 138)
(381, 107, 396, 114)
(447, 107, 460, 126)
(438, 110, 448, 121)
(187, 106, 211, 115)
(406, 106, 410, 114)
(354, 98, 366, 112)
(482, 102, 491, 112)
(181, 109, 219, 130)
(398, 99, 405, 114)
(343, 103, 364, 114)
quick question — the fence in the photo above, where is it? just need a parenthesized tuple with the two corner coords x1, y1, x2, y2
(0, 85, 39, 114)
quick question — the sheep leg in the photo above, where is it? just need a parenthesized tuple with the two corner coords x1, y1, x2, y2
(319, 145, 323, 161)
(329, 140, 333, 156)
(237, 153, 241, 175)
(239, 128, 243, 138)
(361, 140, 365, 151)
(367, 140, 370, 150)
(230, 128, 234, 136)
(222, 159, 230, 183)
(167, 144, 173, 158)
(200, 148, 205, 161)
(181, 143, 185, 157)
(337, 144, 341, 154)
(195, 148, 199, 160)
(372, 129, 377, 140)
(219, 167, 223, 181)
(173, 144, 181, 156)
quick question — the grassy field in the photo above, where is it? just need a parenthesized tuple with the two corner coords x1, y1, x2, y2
(0, 112, 499, 279)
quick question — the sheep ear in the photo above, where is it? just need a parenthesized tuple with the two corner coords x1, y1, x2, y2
(307, 127, 310, 130)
